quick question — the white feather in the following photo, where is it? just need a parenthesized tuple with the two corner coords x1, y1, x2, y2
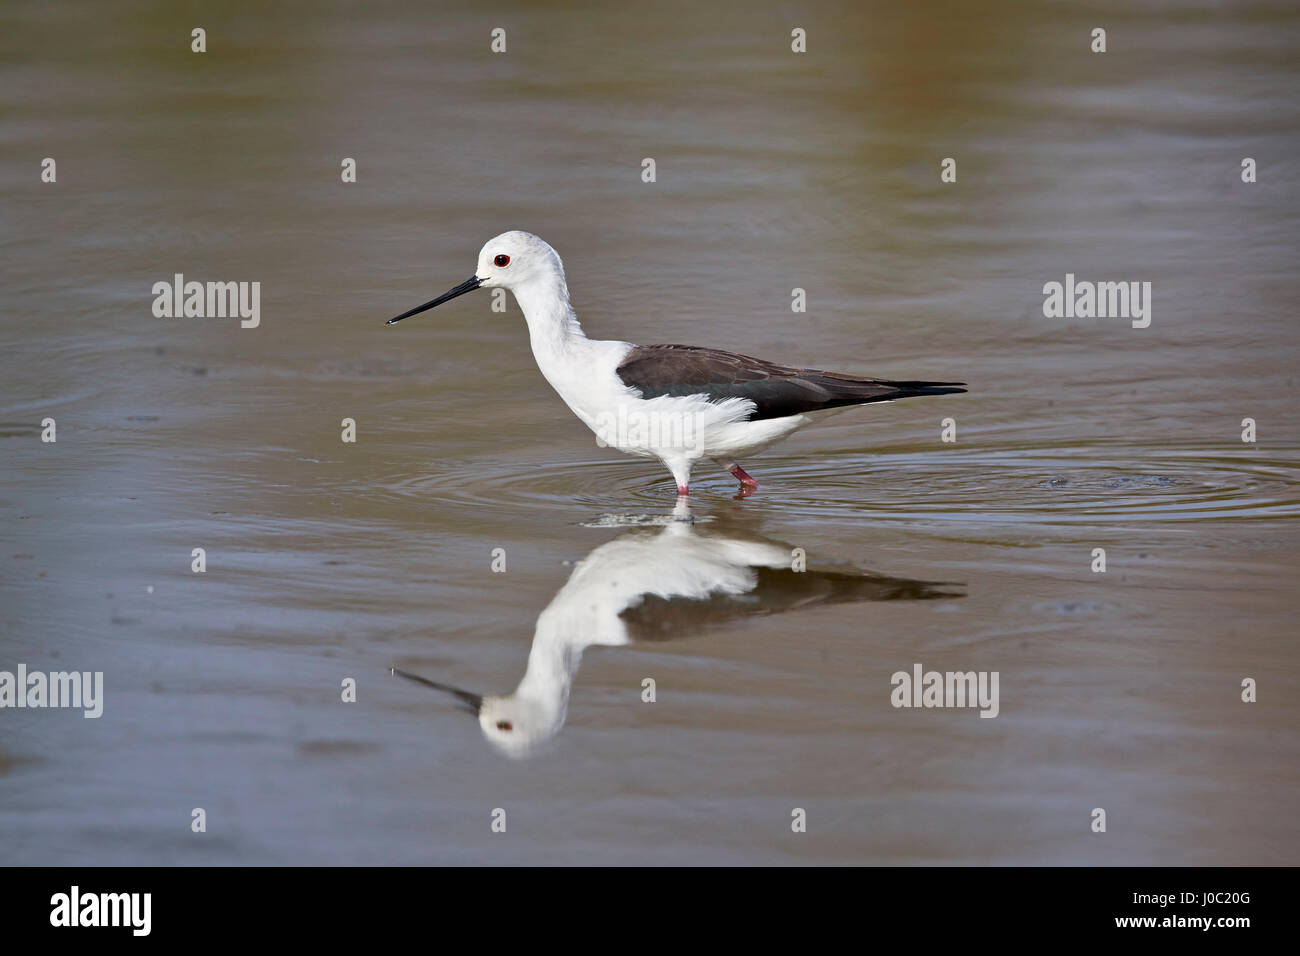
(478, 231, 809, 490)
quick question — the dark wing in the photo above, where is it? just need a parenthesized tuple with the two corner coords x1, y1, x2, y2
(621, 567, 963, 643)
(615, 344, 966, 421)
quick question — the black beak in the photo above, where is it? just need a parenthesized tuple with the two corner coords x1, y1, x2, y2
(386, 275, 482, 325)
(391, 667, 483, 716)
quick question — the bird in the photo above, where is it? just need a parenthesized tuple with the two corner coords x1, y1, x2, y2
(393, 499, 959, 757)
(386, 231, 965, 497)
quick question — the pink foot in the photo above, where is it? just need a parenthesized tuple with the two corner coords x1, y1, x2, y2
(729, 464, 759, 496)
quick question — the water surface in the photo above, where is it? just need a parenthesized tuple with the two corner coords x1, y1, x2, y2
(2, 0, 1298, 864)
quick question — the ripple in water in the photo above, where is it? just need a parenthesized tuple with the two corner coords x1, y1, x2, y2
(364, 443, 1300, 527)
(764, 445, 1300, 524)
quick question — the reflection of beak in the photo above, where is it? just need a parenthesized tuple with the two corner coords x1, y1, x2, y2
(391, 667, 483, 716)
(386, 275, 482, 325)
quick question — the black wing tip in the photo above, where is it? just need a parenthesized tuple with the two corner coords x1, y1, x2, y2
(883, 379, 967, 388)
(883, 381, 967, 397)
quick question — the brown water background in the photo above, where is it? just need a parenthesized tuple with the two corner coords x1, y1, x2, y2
(1, 0, 1298, 864)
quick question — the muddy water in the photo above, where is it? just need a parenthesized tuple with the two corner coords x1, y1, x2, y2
(2, 1, 1298, 864)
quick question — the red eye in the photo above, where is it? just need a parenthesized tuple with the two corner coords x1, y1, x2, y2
(494, 254, 510, 267)
(496, 721, 513, 731)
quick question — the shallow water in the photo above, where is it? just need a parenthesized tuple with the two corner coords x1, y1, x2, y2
(2, 0, 1298, 864)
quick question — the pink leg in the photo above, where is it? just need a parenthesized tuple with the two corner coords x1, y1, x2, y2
(676, 483, 690, 496)
(728, 463, 759, 497)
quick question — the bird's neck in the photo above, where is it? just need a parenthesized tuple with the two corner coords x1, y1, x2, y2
(512, 274, 589, 359)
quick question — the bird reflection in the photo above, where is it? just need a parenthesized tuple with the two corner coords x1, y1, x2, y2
(394, 500, 960, 758)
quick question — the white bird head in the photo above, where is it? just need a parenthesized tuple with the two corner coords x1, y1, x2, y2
(475, 231, 564, 291)
(476, 693, 565, 760)
(386, 230, 564, 325)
